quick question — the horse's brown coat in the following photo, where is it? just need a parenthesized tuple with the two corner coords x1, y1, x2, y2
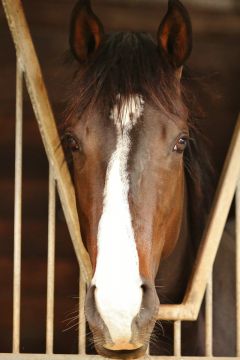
(62, 0, 212, 358)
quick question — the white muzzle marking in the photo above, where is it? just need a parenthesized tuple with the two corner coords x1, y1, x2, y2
(92, 95, 144, 345)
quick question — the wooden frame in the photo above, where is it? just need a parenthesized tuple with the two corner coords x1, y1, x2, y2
(0, 0, 239, 358)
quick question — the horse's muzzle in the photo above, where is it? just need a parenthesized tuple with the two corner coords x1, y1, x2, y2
(85, 279, 160, 359)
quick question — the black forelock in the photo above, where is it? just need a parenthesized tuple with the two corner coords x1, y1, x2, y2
(63, 31, 180, 123)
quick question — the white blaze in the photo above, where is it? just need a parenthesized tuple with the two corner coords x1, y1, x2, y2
(92, 95, 145, 344)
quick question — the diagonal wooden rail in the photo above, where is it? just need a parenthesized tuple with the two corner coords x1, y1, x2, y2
(158, 113, 240, 321)
(1, 0, 93, 284)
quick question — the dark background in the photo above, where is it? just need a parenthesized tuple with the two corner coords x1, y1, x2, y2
(0, 0, 239, 355)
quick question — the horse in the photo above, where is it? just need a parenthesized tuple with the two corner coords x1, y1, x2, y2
(61, 0, 213, 358)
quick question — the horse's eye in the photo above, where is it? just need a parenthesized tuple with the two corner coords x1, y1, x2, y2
(173, 136, 188, 154)
(64, 134, 81, 153)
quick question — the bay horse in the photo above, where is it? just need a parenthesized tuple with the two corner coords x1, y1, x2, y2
(61, 0, 213, 358)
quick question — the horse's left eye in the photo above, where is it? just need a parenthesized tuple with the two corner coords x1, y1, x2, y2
(173, 136, 188, 154)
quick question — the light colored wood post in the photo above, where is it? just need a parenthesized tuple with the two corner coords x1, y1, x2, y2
(205, 277, 213, 356)
(78, 273, 86, 354)
(13, 58, 23, 354)
(46, 166, 56, 354)
(236, 177, 240, 357)
(174, 321, 181, 357)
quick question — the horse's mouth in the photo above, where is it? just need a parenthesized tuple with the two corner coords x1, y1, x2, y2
(103, 342, 143, 351)
(96, 344, 147, 359)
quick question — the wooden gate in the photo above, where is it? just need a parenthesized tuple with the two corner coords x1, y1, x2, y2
(1, 0, 240, 359)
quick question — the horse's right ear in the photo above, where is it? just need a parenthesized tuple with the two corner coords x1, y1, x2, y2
(70, 0, 104, 62)
(157, 0, 192, 70)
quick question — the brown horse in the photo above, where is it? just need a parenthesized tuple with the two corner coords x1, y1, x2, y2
(61, 0, 212, 358)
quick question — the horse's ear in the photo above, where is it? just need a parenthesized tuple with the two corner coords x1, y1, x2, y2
(157, 0, 192, 70)
(70, 0, 104, 62)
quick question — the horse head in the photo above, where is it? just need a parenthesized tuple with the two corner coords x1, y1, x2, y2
(63, 0, 192, 358)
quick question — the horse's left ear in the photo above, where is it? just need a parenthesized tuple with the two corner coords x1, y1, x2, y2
(70, 0, 104, 62)
(157, 0, 192, 71)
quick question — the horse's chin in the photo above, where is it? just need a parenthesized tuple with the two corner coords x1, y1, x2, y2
(94, 343, 148, 359)
(91, 328, 152, 359)
(86, 279, 159, 359)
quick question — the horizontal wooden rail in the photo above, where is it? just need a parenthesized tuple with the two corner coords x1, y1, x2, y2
(1, 0, 92, 284)
(0, 355, 238, 360)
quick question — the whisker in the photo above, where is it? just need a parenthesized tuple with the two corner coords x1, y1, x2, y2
(62, 322, 79, 332)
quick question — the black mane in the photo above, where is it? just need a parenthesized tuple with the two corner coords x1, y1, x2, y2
(63, 32, 180, 121)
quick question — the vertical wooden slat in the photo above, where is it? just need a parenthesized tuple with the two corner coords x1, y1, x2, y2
(237, 178, 240, 357)
(146, 345, 150, 355)
(46, 166, 56, 354)
(205, 277, 213, 356)
(78, 273, 86, 354)
(13, 59, 23, 354)
(174, 321, 181, 357)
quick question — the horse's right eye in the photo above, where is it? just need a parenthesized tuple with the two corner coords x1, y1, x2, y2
(64, 134, 81, 153)
(68, 136, 80, 152)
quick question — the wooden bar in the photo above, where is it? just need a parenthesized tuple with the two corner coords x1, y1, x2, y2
(158, 303, 194, 321)
(1, 0, 92, 285)
(236, 178, 240, 357)
(46, 166, 56, 354)
(78, 272, 86, 354)
(0, 354, 239, 360)
(205, 277, 213, 356)
(184, 114, 240, 314)
(12, 58, 23, 354)
(157, 114, 240, 321)
(174, 321, 181, 357)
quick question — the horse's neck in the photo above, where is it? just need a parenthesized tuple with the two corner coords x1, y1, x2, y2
(156, 182, 195, 304)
